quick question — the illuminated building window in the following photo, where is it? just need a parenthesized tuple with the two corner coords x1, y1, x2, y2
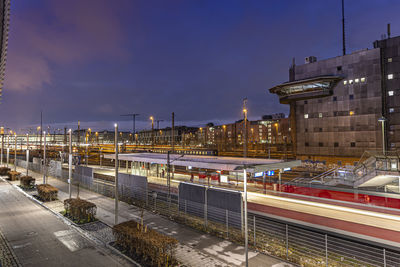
(304, 114, 309, 119)
(349, 80, 354, 84)
(361, 77, 366, 82)
(388, 58, 392, 63)
(389, 108, 394, 113)
(388, 91, 394, 96)
(349, 111, 355, 116)
(355, 78, 359, 83)
(318, 113, 323, 118)
(388, 74, 394, 80)
(343, 80, 347, 85)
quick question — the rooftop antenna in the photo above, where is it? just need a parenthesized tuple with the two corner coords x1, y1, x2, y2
(387, 23, 391, 39)
(342, 0, 346, 55)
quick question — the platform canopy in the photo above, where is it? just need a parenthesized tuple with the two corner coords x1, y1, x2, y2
(104, 153, 301, 173)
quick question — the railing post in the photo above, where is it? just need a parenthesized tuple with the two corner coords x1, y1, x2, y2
(204, 188, 208, 228)
(325, 234, 328, 267)
(185, 200, 187, 224)
(383, 248, 386, 267)
(253, 215, 256, 247)
(226, 209, 229, 238)
(286, 224, 289, 260)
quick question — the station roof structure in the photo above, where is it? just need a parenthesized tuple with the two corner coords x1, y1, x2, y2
(104, 153, 301, 172)
(268, 75, 342, 104)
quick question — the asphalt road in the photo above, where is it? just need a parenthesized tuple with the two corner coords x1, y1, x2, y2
(0, 178, 132, 267)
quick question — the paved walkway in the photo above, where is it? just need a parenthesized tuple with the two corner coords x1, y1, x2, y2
(0, 177, 132, 267)
(14, 166, 292, 267)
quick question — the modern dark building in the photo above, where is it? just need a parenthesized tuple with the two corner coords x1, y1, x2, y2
(0, 0, 10, 102)
(269, 34, 400, 163)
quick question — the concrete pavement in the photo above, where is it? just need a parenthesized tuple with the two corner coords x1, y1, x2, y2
(0, 177, 133, 267)
(13, 165, 292, 267)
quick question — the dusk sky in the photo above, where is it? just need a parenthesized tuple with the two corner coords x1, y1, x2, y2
(2, 0, 400, 133)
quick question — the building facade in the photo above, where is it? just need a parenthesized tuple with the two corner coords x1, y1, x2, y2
(270, 35, 400, 161)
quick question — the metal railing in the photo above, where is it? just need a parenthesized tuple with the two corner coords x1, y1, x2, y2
(13, 158, 400, 267)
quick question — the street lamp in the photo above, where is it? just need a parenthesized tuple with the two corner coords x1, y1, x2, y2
(378, 117, 386, 155)
(68, 129, 72, 199)
(150, 116, 154, 148)
(114, 123, 119, 225)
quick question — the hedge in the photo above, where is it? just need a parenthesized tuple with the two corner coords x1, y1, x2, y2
(113, 220, 178, 266)
(20, 176, 35, 188)
(64, 198, 96, 223)
(37, 184, 58, 201)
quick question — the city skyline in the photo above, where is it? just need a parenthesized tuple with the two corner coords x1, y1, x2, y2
(2, 0, 400, 131)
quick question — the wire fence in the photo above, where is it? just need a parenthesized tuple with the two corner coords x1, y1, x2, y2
(13, 158, 400, 267)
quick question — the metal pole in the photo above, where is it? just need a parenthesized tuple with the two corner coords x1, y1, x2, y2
(167, 151, 170, 197)
(85, 131, 88, 167)
(286, 224, 289, 260)
(26, 134, 29, 176)
(253, 215, 256, 247)
(204, 187, 208, 228)
(325, 234, 328, 267)
(14, 134, 17, 171)
(244, 168, 248, 267)
(243, 99, 247, 158)
(69, 129, 72, 199)
(383, 248, 386, 267)
(43, 132, 46, 183)
(226, 209, 229, 238)
(172, 112, 175, 153)
(1, 133, 3, 166)
(114, 124, 119, 225)
(6, 148, 9, 168)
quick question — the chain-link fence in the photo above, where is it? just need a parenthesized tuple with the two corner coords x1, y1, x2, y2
(13, 158, 400, 267)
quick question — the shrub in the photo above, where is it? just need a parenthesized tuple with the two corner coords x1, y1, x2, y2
(0, 167, 10, 176)
(7, 171, 20, 181)
(113, 220, 178, 266)
(64, 198, 97, 223)
(20, 176, 35, 188)
(37, 184, 58, 201)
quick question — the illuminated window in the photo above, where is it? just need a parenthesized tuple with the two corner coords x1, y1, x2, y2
(388, 91, 394, 96)
(388, 74, 394, 80)
(343, 80, 347, 85)
(318, 113, 323, 118)
(389, 108, 394, 113)
(349, 111, 355, 116)
(388, 58, 393, 63)
(355, 78, 359, 83)
(304, 114, 309, 119)
(349, 80, 354, 84)
(361, 77, 366, 82)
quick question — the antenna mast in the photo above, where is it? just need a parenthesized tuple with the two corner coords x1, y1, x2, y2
(342, 0, 346, 55)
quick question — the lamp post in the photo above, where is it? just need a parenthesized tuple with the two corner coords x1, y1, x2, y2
(378, 117, 386, 155)
(14, 133, 17, 171)
(242, 98, 248, 267)
(43, 131, 47, 184)
(114, 123, 119, 225)
(1, 127, 4, 167)
(26, 133, 29, 176)
(68, 129, 72, 199)
(150, 116, 154, 148)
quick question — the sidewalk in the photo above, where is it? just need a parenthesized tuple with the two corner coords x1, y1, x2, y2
(0, 177, 132, 267)
(14, 166, 292, 267)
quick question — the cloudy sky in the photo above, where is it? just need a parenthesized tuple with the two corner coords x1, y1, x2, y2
(2, 0, 400, 133)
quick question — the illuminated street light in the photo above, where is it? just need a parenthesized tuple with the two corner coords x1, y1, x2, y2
(150, 116, 154, 148)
